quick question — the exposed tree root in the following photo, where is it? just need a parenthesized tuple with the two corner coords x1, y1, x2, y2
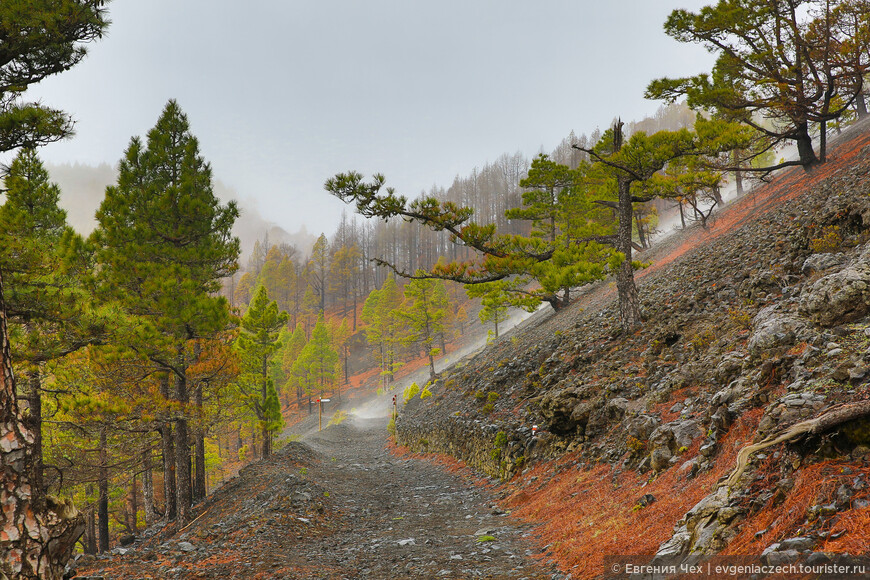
(724, 400, 870, 489)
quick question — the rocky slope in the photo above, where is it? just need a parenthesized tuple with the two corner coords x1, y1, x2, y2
(396, 119, 870, 576)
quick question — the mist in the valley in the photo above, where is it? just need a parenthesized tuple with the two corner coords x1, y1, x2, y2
(45, 162, 317, 259)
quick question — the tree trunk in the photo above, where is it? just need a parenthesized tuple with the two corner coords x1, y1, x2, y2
(819, 120, 827, 163)
(0, 272, 84, 579)
(174, 364, 191, 523)
(159, 374, 177, 521)
(141, 445, 156, 526)
(857, 91, 868, 118)
(98, 426, 109, 553)
(613, 122, 643, 332)
(84, 496, 96, 556)
(733, 150, 744, 196)
(678, 201, 686, 229)
(634, 213, 648, 249)
(26, 371, 43, 498)
(795, 122, 818, 167)
(129, 473, 138, 534)
(193, 344, 206, 503)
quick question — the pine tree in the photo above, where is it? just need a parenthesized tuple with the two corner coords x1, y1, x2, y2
(291, 314, 338, 412)
(92, 100, 239, 522)
(361, 276, 404, 387)
(330, 317, 352, 399)
(281, 324, 307, 409)
(0, 4, 109, 576)
(308, 233, 330, 312)
(646, 0, 870, 167)
(476, 285, 512, 339)
(0, 148, 108, 508)
(397, 276, 449, 378)
(235, 285, 288, 457)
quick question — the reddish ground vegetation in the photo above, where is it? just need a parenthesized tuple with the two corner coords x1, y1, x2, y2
(499, 409, 763, 577)
(723, 458, 870, 556)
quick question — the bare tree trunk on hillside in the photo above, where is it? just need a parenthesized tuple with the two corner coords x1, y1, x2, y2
(0, 272, 84, 579)
(733, 150, 744, 196)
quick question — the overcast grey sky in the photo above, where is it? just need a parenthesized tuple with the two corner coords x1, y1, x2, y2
(26, 0, 714, 236)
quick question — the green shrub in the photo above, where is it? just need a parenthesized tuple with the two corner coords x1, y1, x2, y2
(420, 384, 433, 399)
(487, 391, 499, 403)
(403, 382, 421, 404)
(327, 410, 348, 427)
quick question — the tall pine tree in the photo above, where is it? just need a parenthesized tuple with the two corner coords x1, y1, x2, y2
(92, 100, 239, 522)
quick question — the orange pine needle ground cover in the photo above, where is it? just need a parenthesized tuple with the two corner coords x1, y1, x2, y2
(722, 458, 870, 556)
(500, 409, 763, 577)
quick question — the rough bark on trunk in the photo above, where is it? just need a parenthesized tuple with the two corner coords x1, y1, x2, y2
(0, 272, 84, 580)
(26, 371, 43, 499)
(795, 122, 818, 167)
(613, 123, 643, 332)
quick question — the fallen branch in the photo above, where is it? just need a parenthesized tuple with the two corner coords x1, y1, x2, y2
(723, 399, 870, 489)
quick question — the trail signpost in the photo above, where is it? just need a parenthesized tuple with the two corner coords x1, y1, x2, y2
(317, 398, 331, 431)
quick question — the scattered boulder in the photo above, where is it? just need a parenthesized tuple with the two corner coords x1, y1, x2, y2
(800, 255, 870, 326)
(748, 306, 806, 355)
(801, 252, 847, 275)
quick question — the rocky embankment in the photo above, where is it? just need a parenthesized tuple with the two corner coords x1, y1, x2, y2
(396, 120, 870, 575)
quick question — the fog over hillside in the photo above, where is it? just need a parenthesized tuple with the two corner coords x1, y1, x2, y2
(43, 162, 316, 259)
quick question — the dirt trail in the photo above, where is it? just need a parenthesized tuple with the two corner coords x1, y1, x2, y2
(76, 416, 556, 579)
(298, 417, 555, 579)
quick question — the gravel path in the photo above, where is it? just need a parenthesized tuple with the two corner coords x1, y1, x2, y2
(76, 416, 556, 579)
(297, 416, 555, 579)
